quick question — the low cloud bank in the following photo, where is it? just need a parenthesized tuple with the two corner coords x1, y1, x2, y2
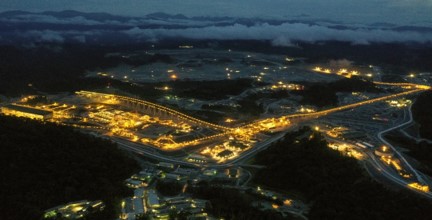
(124, 23, 432, 45)
(2, 13, 432, 45)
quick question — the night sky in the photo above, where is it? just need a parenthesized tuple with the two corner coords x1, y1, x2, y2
(1, 0, 431, 25)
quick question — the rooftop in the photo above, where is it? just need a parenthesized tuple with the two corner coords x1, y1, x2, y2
(3, 104, 53, 116)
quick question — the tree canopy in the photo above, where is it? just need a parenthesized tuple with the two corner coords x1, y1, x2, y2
(0, 116, 140, 220)
(254, 127, 432, 220)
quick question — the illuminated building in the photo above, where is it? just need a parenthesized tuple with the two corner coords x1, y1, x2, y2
(125, 178, 145, 188)
(147, 190, 161, 208)
(408, 182, 430, 192)
(157, 162, 175, 170)
(1, 104, 53, 120)
(43, 200, 105, 219)
(374, 145, 394, 157)
(186, 154, 208, 163)
(203, 169, 217, 176)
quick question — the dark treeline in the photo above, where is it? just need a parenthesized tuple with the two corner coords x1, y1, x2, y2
(0, 42, 261, 104)
(187, 185, 289, 220)
(0, 44, 173, 96)
(201, 86, 288, 116)
(163, 78, 261, 100)
(412, 91, 432, 139)
(0, 116, 140, 220)
(292, 77, 380, 107)
(253, 127, 432, 220)
(155, 180, 184, 197)
(98, 78, 260, 101)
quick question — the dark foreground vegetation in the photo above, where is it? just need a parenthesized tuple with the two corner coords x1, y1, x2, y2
(253, 127, 432, 220)
(187, 185, 288, 220)
(412, 91, 432, 139)
(0, 116, 139, 220)
(292, 77, 381, 107)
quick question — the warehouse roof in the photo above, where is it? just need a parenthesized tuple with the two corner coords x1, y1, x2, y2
(2, 104, 53, 116)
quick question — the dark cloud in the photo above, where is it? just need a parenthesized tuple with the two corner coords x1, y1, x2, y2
(123, 23, 432, 45)
(2, 11, 431, 45)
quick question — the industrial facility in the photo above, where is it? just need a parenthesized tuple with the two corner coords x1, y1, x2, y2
(1, 104, 53, 120)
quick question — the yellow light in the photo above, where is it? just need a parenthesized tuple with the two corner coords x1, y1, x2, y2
(339, 68, 347, 73)
(225, 118, 234, 123)
(408, 182, 430, 192)
(283, 199, 292, 206)
(170, 74, 177, 79)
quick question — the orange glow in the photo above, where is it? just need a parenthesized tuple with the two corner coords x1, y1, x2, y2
(283, 199, 292, 206)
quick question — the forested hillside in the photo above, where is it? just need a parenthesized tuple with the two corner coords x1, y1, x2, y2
(0, 116, 140, 220)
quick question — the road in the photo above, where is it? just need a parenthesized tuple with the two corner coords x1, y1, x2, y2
(377, 104, 425, 184)
(348, 103, 432, 199)
(114, 127, 291, 169)
(97, 81, 432, 199)
(111, 86, 428, 168)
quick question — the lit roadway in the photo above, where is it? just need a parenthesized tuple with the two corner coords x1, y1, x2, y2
(377, 104, 426, 185)
(102, 83, 429, 172)
(114, 129, 292, 169)
(326, 104, 432, 199)
(87, 80, 432, 201)
(77, 91, 231, 132)
(327, 137, 419, 194)
(78, 82, 430, 165)
(78, 83, 429, 150)
(364, 150, 432, 199)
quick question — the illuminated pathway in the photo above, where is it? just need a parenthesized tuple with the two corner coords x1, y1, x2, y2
(377, 104, 426, 185)
(77, 82, 430, 150)
(239, 88, 426, 133)
(373, 81, 431, 90)
(283, 88, 425, 119)
(76, 91, 232, 132)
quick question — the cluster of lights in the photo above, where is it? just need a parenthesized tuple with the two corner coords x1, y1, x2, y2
(201, 140, 251, 163)
(84, 103, 194, 148)
(270, 81, 304, 91)
(313, 66, 372, 79)
(225, 67, 241, 79)
(375, 145, 412, 179)
(386, 99, 412, 108)
(8, 82, 428, 162)
(408, 182, 430, 192)
(328, 142, 364, 160)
